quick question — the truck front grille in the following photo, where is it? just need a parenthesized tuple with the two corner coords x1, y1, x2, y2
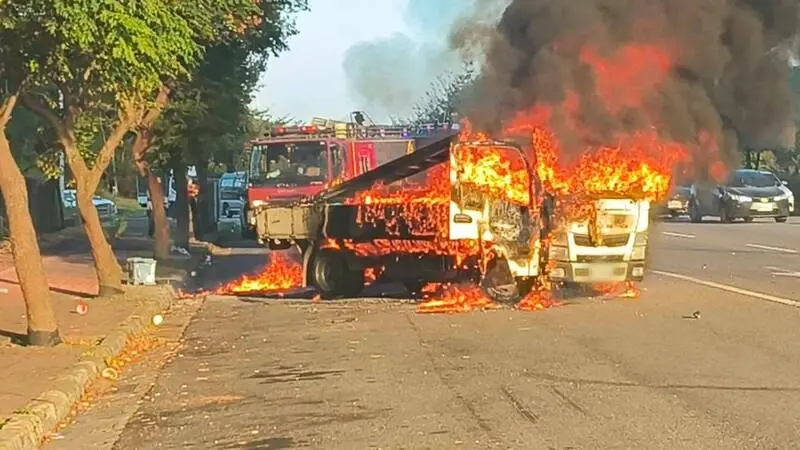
(572, 233, 630, 247)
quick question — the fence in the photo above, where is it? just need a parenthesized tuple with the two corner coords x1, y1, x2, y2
(0, 178, 65, 238)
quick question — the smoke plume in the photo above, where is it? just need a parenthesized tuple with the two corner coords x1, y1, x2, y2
(342, 0, 485, 120)
(453, 0, 800, 173)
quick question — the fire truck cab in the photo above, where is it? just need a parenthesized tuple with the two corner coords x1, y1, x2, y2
(243, 120, 438, 247)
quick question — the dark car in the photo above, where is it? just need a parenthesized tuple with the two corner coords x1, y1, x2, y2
(688, 169, 793, 223)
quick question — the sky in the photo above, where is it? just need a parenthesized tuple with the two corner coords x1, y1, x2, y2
(252, 0, 409, 122)
(251, 0, 476, 123)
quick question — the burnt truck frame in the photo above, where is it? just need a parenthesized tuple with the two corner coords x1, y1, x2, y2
(250, 133, 550, 304)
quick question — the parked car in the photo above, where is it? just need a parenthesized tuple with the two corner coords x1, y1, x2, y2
(62, 189, 119, 223)
(663, 185, 691, 218)
(218, 171, 246, 219)
(688, 169, 793, 223)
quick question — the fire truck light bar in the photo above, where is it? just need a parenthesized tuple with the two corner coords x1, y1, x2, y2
(270, 125, 324, 135)
(265, 122, 460, 139)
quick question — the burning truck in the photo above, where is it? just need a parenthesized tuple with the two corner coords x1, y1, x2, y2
(243, 119, 665, 306)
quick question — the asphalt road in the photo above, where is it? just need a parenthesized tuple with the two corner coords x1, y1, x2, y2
(47, 216, 800, 450)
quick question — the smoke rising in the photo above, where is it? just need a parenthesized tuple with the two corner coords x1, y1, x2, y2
(453, 0, 800, 172)
(342, 0, 485, 120)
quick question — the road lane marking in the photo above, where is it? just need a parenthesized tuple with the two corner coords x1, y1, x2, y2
(662, 231, 695, 239)
(745, 243, 797, 254)
(764, 266, 800, 277)
(651, 269, 800, 308)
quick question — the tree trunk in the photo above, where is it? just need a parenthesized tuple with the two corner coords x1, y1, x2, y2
(132, 129, 170, 260)
(147, 173, 170, 260)
(75, 176, 124, 296)
(173, 158, 190, 249)
(0, 97, 61, 346)
(195, 162, 210, 239)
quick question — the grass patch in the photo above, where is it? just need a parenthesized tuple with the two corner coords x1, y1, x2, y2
(113, 196, 145, 218)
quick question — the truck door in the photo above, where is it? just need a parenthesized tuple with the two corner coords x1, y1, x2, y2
(353, 142, 376, 175)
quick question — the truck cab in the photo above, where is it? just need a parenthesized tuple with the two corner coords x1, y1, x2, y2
(547, 197, 649, 284)
(448, 140, 545, 303)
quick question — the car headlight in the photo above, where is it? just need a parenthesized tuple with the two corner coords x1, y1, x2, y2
(633, 232, 648, 246)
(774, 193, 792, 201)
(251, 200, 266, 208)
(631, 246, 646, 260)
(729, 194, 752, 202)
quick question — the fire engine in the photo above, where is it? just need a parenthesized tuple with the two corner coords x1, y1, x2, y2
(241, 113, 449, 245)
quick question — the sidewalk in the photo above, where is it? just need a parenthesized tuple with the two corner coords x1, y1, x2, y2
(0, 220, 207, 429)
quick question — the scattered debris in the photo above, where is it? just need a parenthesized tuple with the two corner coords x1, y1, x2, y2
(75, 301, 89, 315)
(101, 367, 119, 380)
(682, 310, 701, 320)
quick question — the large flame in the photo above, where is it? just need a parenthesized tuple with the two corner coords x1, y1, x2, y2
(216, 252, 302, 294)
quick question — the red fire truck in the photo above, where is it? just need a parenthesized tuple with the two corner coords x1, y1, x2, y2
(241, 119, 447, 246)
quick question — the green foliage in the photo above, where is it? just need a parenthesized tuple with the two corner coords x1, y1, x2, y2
(148, 0, 307, 174)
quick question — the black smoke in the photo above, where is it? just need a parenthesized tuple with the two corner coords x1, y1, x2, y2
(454, 0, 800, 171)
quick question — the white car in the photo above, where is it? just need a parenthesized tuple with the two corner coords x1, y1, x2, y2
(62, 189, 119, 221)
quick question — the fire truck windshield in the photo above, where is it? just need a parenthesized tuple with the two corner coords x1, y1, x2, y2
(249, 141, 327, 185)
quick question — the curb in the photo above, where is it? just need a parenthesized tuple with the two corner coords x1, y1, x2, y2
(0, 288, 174, 450)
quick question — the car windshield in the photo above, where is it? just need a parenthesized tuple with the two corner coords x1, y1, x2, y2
(249, 141, 327, 185)
(220, 175, 245, 189)
(727, 171, 780, 188)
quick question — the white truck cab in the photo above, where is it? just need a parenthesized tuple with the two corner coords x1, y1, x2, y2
(547, 197, 649, 284)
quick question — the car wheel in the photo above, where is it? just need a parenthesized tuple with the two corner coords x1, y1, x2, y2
(775, 216, 788, 223)
(689, 200, 703, 223)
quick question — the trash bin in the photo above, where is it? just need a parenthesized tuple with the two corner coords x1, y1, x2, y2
(127, 257, 157, 285)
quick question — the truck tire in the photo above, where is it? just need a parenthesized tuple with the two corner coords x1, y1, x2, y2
(311, 248, 364, 299)
(402, 279, 428, 297)
(480, 258, 521, 306)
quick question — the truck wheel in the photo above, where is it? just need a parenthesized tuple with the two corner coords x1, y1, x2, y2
(311, 249, 364, 299)
(515, 277, 536, 297)
(480, 258, 521, 305)
(776, 216, 788, 223)
(402, 279, 428, 297)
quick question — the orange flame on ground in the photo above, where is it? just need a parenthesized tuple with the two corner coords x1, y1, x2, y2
(416, 284, 497, 314)
(215, 252, 302, 294)
(591, 282, 641, 299)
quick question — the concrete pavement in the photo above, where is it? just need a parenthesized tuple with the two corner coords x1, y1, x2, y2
(45, 217, 800, 449)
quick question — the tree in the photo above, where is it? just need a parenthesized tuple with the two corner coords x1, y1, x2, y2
(0, 5, 61, 345)
(410, 62, 477, 125)
(141, 0, 306, 250)
(18, 0, 222, 295)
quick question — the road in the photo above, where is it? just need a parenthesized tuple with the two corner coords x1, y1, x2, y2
(47, 217, 800, 449)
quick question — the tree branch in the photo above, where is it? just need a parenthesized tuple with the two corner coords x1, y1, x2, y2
(20, 93, 65, 139)
(88, 104, 140, 188)
(0, 94, 19, 128)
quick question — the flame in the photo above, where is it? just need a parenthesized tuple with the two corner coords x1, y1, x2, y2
(517, 289, 562, 311)
(215, 252, 302, 294)
(416, 283, 498, 314)
(591, 282, 640, 299)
